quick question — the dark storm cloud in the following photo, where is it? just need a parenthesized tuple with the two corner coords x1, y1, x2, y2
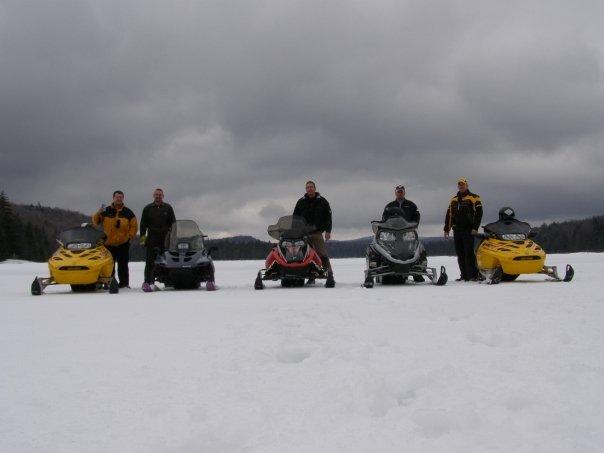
(2, 0, 603, 239)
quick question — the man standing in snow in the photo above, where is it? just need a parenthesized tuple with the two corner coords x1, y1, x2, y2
(293, 180, 335, 287)
(382, 185, 425, 283)
(382, 185, 420, 223)
(139, 188, 176, 292)
(444, 178, 483, 281)
(92, 190, 138, 288)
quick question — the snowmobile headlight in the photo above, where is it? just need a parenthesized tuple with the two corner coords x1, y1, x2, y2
(501, 233, 526, 241)
(401, 231, 416, 241)
(177, 242, 190, 250)
(67, 242, 92, 250)
(280, 240, 305, 262)
(378, 231, 396, 242)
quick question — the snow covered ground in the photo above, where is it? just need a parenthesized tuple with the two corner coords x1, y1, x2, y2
(1, 254, 603, 452)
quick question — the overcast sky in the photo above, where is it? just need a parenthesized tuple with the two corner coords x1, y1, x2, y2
(2, 0, 604, 239)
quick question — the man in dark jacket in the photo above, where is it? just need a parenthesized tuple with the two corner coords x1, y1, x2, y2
(444, 178, 483, 281)
(139, 188, 176, 291)
(293, 180, 335, 287)
(382, 185, 420, 223)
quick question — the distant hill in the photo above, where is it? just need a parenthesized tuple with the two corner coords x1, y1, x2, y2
(0, 193, 602, 262)
(534, 216, 604, 253)
(13, 204, 89, 237)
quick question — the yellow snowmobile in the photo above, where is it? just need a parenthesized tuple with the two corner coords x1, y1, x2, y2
(31, 225, 119, 295)
(475, 207, 574, 284)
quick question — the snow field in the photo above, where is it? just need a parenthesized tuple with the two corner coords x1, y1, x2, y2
(1, 254, 603, 452)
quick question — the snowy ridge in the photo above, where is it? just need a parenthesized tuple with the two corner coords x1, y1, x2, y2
(1, 254, 603, 452)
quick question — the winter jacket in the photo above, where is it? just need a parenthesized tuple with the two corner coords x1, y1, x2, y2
(382, 199, 420, 223)
(140, 202, 176, 244)
(293, 193, 332, 233)
(444, 191, 483, 232)
(92, 205, 137, 247)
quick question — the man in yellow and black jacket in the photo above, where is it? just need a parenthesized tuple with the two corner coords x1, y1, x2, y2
(444, 178, 482, 281)
(92, 190, 138, 288)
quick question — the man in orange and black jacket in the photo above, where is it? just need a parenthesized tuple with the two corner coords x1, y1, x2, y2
(444, 178, 483, 281)
(92, 190, 138, 287)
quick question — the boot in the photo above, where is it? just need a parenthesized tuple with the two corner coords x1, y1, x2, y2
(325, 273, 335, 288)
(142, 282, 153, 292)
(322, 256, 335, 288)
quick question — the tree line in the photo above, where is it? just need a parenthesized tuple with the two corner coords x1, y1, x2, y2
(0, 193, 52, 262)
(0, 192, 602, 262)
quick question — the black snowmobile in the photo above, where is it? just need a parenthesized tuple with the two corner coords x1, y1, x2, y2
(363, 207, 447, 287)
(153, 220, 217, 290)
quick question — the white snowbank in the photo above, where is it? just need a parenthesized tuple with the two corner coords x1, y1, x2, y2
(1, 254, 603, 452)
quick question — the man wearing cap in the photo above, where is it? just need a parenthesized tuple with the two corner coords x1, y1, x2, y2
(382, 185, 420, 222)
(383, 185, 424, 282)
(444, 178, 483, 281)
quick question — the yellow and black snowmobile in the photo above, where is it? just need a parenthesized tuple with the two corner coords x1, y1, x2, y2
(475, 207, 574, 284)
(31, 225, 119, 295)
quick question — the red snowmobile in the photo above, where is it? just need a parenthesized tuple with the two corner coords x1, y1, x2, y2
(254, 215, 329, 289)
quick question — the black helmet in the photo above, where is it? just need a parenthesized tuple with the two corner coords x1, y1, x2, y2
(498, 207, 515, 220)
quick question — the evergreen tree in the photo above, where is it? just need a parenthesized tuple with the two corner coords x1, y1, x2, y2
(0, 192, 20, 260)
(0, 193, 8, 261)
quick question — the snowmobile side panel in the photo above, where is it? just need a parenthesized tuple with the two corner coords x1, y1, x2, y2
(476, 238, 545, 276)
(48, 245, 114, 285)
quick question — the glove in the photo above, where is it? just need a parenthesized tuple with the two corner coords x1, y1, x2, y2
(139, 235, 147, 246)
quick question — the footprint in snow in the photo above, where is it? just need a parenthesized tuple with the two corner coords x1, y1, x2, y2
(275, 346, 312, 363)
(369, 389, 417, 417)
(412, 411, 458, 438)
(465, 332, 517, 347)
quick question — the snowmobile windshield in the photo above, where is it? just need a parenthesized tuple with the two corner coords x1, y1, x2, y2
(483, 219, 532, 241)
(58, 226, 106, 250)
(371, 217, 417, 234)
(268, 215, 314, 240)
(165, 220, 205, 252)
